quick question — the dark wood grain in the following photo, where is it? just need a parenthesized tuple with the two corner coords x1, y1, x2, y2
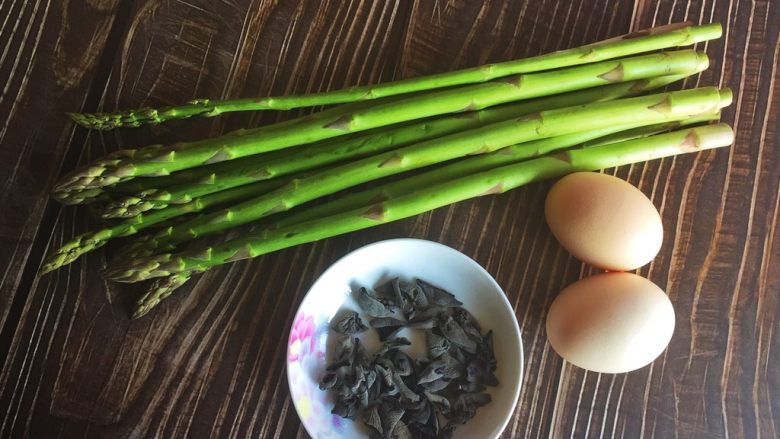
(1, 0, 778, 437)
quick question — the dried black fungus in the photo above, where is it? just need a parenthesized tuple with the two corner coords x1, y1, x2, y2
(363, 404, 383, 435)
(320, 277, 499, 438)
(380, 400, 405, 435)
(408, 306, 445, 330)
(416, 279, 463, 307)
(332, 397, 360, 420)
(331, 310, 368, 334)
(393, 372, 421, 403)
(329, 336, 355, 369)
(374, 336, 412, 358)
(425, 331, 450, 359)
(392, 419, 414, 439)
(356, 287, 396, 318)
(391, 278, 417, 316)
(423, 391, 451, 414)
(420, 377, 451, 392)
(440, 316, 478, 354)
(392, 350, 414, 376)
(407, 285, 429, 309)
(418, 353, 462, 385)
(318, 371, 338, 390)
(458, 380, 486, 394)
(370, 316, 407, 341)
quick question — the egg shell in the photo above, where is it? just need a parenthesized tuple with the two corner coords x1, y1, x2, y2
(546, 272, 675, 374)
(544, 172, 663, 271)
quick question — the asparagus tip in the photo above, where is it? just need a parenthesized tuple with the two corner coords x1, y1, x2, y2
(38, 265, 54, 276)
(39, 256, 68, 276)
(131, 304, 154, 320)
(131, 272, 193, 318)
(67, 112, 107, 130)
(66, 112, 86, 126)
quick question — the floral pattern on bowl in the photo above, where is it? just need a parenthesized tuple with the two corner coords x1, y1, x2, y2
(287, 312, 346, 437)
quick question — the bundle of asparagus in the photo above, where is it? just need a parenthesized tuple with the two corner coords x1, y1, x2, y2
(43, 22, 734, 318)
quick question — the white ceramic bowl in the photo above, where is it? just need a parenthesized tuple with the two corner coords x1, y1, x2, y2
(286, 239, 523, 438)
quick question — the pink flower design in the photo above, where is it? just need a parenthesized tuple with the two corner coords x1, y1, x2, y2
(291, 366, 344, 437)
(288, 313, 316, 363)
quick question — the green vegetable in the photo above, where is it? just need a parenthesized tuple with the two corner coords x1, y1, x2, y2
(41, 21, 733, 320)
(104, 86, 731, 280)
(53, 97, 395, 205)
(263, 113, 722, 229)
(99, 72, 701, 219)
(581, 112, 720, 147)
(53, 51, 708, 199)
(111, 123, 734, 288)
(139, 88, 729, 252)
(127, 113, 720, 315)
(42, 81, 712, 274)
(69, 23, 720, 130)
(39, 176, 292, 274)
(133, 273, 193, 318)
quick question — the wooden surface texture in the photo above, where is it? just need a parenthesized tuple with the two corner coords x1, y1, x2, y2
(0, 0, 778, 437)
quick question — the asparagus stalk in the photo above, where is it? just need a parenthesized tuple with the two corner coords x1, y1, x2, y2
(105, 87, 730, 270)
(60, 151, 282, 206)
(580, 114, 718, 147)
(100, 115, 509, 218)
(99, 71, 700, 219)
(53, 96, 400, 205)
(61, 70, 704, 206)
(129, 114, 720, 316)
(128, 112, 720, 319)
(131, 122, 660, 319)
(39, 82, 714, 274)
(53, 145, 174, 204)
(106, 148, 293, 195)
(111, 112, 717, 274)
(39, 176, 294, 274)
(127, 112, 722, 315)
(133, 273, 193, 318)
(113, 123, 734, 287)
(54, 51, 709, 198)
(261, 113, 721, 230)
(70, 22, 720, 130)
(116, 122, 633, 267)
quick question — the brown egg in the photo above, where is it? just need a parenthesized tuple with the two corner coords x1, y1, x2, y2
(544, 172, 663, 271)
(545, 272, 675, 374)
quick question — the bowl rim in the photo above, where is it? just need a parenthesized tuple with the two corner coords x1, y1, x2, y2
(285, 238, 524, 438)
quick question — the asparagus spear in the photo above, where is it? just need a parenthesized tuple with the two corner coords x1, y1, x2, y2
(61, 69, 705, 206)
(53, 96, 400, 205)
(39, 176, 294, 274)
(99, 71, 701, 219)
(105, 87, 730, 271)
(261, 114, 722, 230)
(129, 122, 660, 319)
(128, 115, 720, 316)
(70, 22, 720, 130)
(580, 118, 714, 147)
(53, 50, 709, 198)
(102, 112, 719, 267)
(133, 273, 193, 318)
(115, 121, 653, 268)
(113, 123, 734, 287)
(40, 82, 714, 274)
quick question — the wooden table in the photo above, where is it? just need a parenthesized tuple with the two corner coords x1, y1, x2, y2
(1, 1, 778, 437)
